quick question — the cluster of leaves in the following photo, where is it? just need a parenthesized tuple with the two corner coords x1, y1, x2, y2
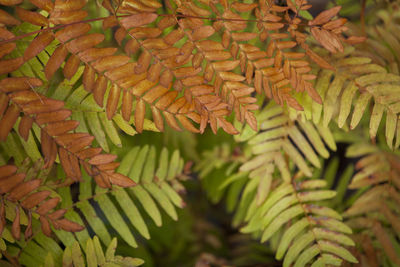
(0, 0, 400, 266)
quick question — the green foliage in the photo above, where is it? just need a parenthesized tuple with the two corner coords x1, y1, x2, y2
(1, 0, 400, 267)
(43, 236, 143, 267)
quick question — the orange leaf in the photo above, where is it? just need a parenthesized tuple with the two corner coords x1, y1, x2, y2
(309, 6, 342, 26)
(120, 13, 158, 28)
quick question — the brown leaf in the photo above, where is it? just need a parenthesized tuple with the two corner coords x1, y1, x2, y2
(0, 165, 17, 179)
(0, 103, 20, 141)
(105, 84, 120, 120)
(39, 216, 52, 237)
(29, 0, 54, 12)
(155, 91, 178, 110)
(151, 106, 164, 132)
(8, 179, 41, 202)
(59, 148, 75, 180)
(18, 115, 34, 141)
(55, 23, 91, 43)
(147, 62, 162, 82)
(25, 211, 32, 240)
(0, 0, 23, 5)
(120, 13, 158, 28)
(97, 162, 120, 171)
(78, 47, 117, 63)
(217, 118, 239, 135)
(54, 0, 86, 11)
(309, 6, 341, 26)
(93, 75, 107, 107)
(41, 131, 57, 169)
(345, 36, 367, 45)
(108, 172, 136, 187)
(50, 10, 88, 25)
(47, 209, 67, 220)
(36, 109, 72, 125)
(192, 26, 215, 41)
(0, 9, 20, 25)
(0, 94, 8, 118)
(135, 51, 152, 74)
(88, 154, 117, 165)
(92, 55, 130, 73)
(76, 147, 102, 159)
(21, 191, 51, 209)
(0, 57, 24, 75)
(0, 43, 15, 60)
(54, 218, 84, 232)
(135, 98, 146, 133)
(66, 33, 104, 54)
(122, 90, 133, 121)
(45, 45, 68, 80)
(24, 32, 55, 61)
(63, 54, 81, 79)
(11, 206, 20, 240)
(66, 135, 94, 153)
(83, 65, 95, 92)
(93, 174, 110, 188)
(213, 60, 240, 71)
(163, 111, 181, 131)
(22, 98, 65, 114)
(176, 115, 200, 133)
(45, 120, 79, 136)
(232, 2, 258, 12)
(16, 7, 48, 26)
(36, 198, 60, 215)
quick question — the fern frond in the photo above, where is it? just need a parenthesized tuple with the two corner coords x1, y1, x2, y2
(29, 235, 143, 267)
(0, 77, 134, 188)
(242, 175, 357, 267)
(48, 145, 186, 249)
(0, 163, 83, 240)
(344, 143, 400, 266)
(237, 102, 335, 180)
(50, 69, 159, 151)
(1, 0, 359, 135)
(309, 7, 400, 149)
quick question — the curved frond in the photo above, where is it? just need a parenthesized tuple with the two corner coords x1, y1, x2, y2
(45, 146, 186, 249)
(26, 235, 143, 267)
(344, 143, 400, 266)
(310, 48, 400, 149)
(0, 77, 134, 188)
(242, 175, 357, 267)
(0, 163, 83, 241)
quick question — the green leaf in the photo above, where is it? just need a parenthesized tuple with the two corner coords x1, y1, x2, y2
(318, 240, 358, 263)
(95, 192, 138, 248)
(105, 238, 117, 261)
(86, 238, 98, 267)
(112, 188, 150, 239)
(261, 205, 303, 242)
(93, 236, 106, 265)
(142, 146, 156, 183)
(129, 145, 149, 183)
(99, 112, 122, 147)
(156, 147, 169, 181)
(294, 245, 320, 267)
(71, 241, 85, 267)
(276, 218, 309, 260)
(283, 232, 315, 267)
(44, 253, 55, 267)
(167, 149, 180, 181)
(144, 183, 178, 220)
(130, 186, 162, 227)
(62, 246, 73, 267)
